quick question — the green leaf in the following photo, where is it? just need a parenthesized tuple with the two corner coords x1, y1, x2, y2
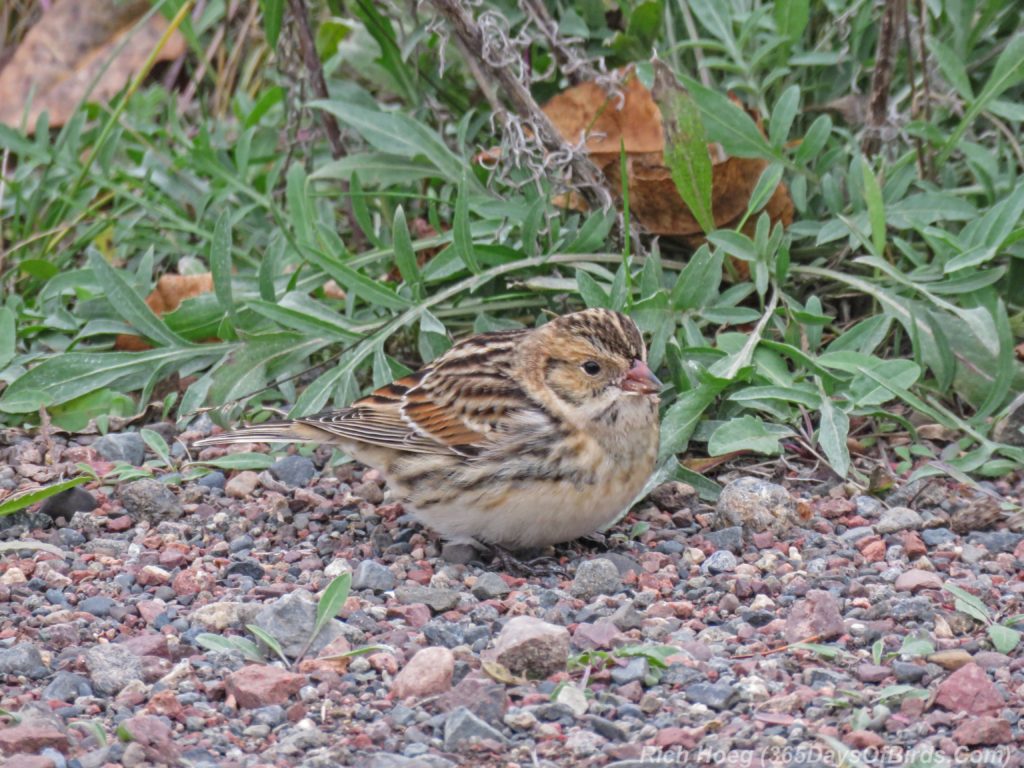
(0, 307, 14, 370)
(258, 0, 284, 47)
(769, 85, 800, 147)
(672, 246, 723, 309)
(942, 582, 991, 623)
(453, 180, 480, 273)
(774, 0, 810, 45)
(247, 624, 290, 665)
(659, 381, 727, 459)
(392, 206, 423, 298)
(707, 415, 788, 456)
(861, 161, 887, 255)
(311, 571, 353, 648)
(929, 36, 973, 100)
(745, 164, 785, 221)
(656, 79, 714, 234)
(817, 388, 850, 477)
(88, 253, 191, 348)
(48, 388, 136, 432)
(139, 428, 171, 466)
(299, 247, 411, 310)
(794, 115, 832, 164)
(192, 453, 276, 471)
(708, 230, 758, 262)
(679, 76, 776, 159)
(0, 476, 89, 518)
(210, 210, 235, 318)
(576, 269, 610, 309)
(988, 624, 1021, 654)
(194, 633, 264, 663)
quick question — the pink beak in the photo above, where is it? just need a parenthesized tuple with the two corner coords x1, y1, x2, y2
(622, 359, 662, 394)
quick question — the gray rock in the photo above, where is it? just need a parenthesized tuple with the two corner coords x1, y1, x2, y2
(493, 616, 570, 678)
(0, 643, 47, 677)
(875, 506, 924, 534)
(252, 589, 347, 658)
(84, 644, 144, 695)
(854, 495, 884, 517)
(840, 526, 875, 543)
(702, 526, 743, 554)
(394, 585, 460, 613)
(609, 601, 645, 631)
(441, 542, 479, 565)
(921, 528, 956, 547)
(968, 531, 1024, 554)
(423, 619, 465, 648)
(197, 472, 226, 490)
(443, 706, 508, 751)
(685, 681, 736, 710)
(93, 432, 146, 465)
(79, 595, 117, 617)
(43, 671, 93, 701)
(472, 572, 510, 600)
(38, 487, 98, 520)
(351, 560, 396, 592)
(225, 560, 264, 580)
(118, 478, 181, 519)
(610, 657, 648, 685)
(715, 477, 796, 534)
(571, 558, 622, 600)
(701, 550, 738, 575)
(269, 455, 317, 487)
(365, 755, 456, 768)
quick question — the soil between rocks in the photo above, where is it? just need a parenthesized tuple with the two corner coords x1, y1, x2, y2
(0, 424, 1022, 768)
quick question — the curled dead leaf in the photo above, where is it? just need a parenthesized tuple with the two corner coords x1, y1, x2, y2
(115, 273, 214, 351)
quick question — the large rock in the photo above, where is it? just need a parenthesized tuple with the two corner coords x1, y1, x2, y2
(784, 590, 845, 643)
(570, 558, 622, 600)
(118, 478, 181, 519)
(443, 707, 508, 751)
(492, 616, 570, 678)
(715, 477, 796, 535)
(225, 665, 304, 708)
(391, 646, 454, 699)
(934, 663, 1005, 715)
(252, 589, 347, 657)
(84, 644, 144, 695)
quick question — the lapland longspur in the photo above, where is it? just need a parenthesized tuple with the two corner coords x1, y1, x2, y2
(195, 308, 662, 549)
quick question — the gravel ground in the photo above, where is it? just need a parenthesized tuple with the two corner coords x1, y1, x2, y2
(1, 421, 1022, 768)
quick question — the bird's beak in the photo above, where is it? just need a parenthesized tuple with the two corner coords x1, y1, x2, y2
(622, 359, 662, 394)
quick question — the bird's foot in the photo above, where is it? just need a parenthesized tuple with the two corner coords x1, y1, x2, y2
(487, 544, 566, 577)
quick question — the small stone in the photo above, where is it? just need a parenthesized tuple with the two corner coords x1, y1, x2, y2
(351, 560, 396, 592)
(921, 528, 955, 547)
(351, 481, 384, 504)
(572, 619, 626, 650)
(42, 672, 93, 702)
(902, 531, 927, 559)
(93, 432, 146, 465)
(471, 572, 510, 600)
(570, 558, 622, 599)
(438, 673, 508, 725)
(953, 715, 1012, 746)
(225, 471, 259, 499)
(136, 565, 171, 587)
(854, 495, 884, 517)
(38, 487, 97, 520)
(701, 550, 737, 575)
(392, 647, 454, 699)
(0, 643, 47, 678)
(715, 477, 796, 534)
(894, 569, 942, 592)
(118, 478, 181, 519)
(649, 481, 696, 512)
(324, 558, 351, 578)
(443, 707, 508, 751)
(79, 596, 117, 617)
(226, 665, 304, 708)
(610, 657, 648, 686)
(225, 560, 264, 580)
(934, 663, 1004, 715)
(0, 723, 69, 755)
(493, 616, 570, 678)
(702, 526, 743, 554)
(855, 663, 891, 683)
(555, 684, 589, 717)
(929, 651, 974, 672)
(874, 506, 923, 534)
(967, 530, 1023, 554)
(269, 455, 317, 487)
(785, 590, 845, 643)
(191, 601, 261, 631)
(84, 644, 144, 695)
(118, 714, 178, 759)
(196, 471, 226, 490)
(845, 730, 885, 749)
(253, 589, 346, 657)
(394, 585, 460, 613)
(685, 681, 737, 710)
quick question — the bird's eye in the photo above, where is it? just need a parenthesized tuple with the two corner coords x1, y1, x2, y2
(582, 361, 601, 376)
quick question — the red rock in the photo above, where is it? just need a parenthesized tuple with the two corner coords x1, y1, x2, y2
(0, 724, 69, 754)
(653, 726, 702, 748)
(106, 515, 133, 532)
(3, 755, 56, 768)
(934, 663, 1005, 715)
(953, 715, 1012, 746)
(784, 589, 845, 642)
(493, 616, 570, 678)
(391, 646, 454, 699)
(901, 697, 926, 718)
(158, 547, 188, 569)
(858, 538, 887, 561)
(368, 652, 398, 675)
(572, 620, 626, 650)
(136, 599, 167, 624)
(145, 690, 184, 720)
(225, 665, 304, 708)
(172, 567, 214, 595)
(894, 569, 943, 592)
(845, 730, 885, 749)
(902, 531, 927, 559)
(120, 633, 169, 658)
(136, 565, 171, 586)
(751, 531, 774, 549)
(119, 714, 178, 758)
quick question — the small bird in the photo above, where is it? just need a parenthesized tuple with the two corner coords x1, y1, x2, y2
(194, 308, 661, 551)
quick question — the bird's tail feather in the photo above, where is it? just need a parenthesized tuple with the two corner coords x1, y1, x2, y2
(193, 422, 325, 447)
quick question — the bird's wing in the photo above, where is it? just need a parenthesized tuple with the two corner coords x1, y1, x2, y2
(302, 329, 533, 457)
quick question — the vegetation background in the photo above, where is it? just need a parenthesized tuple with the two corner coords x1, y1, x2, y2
(0, 0, 1022, 500)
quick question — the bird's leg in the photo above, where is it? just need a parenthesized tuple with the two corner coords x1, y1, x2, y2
(488, 544, 566, 577)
